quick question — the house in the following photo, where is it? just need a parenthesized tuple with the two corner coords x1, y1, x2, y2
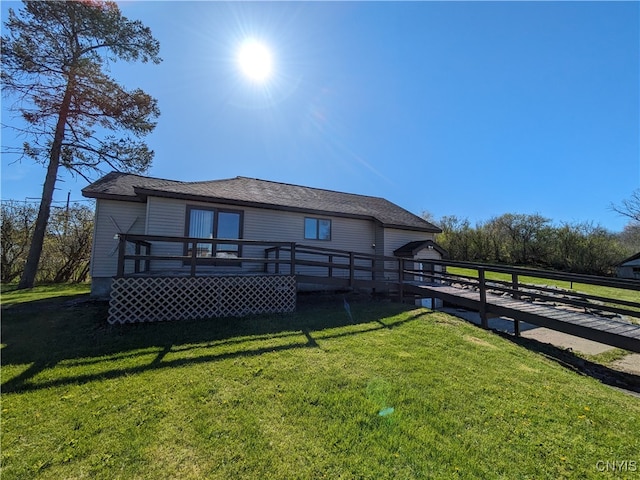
(82, 172, 443, 321)
(616, 252, 640, 279)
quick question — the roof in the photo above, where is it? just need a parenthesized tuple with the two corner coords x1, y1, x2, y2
(617, 251, 640, 266)
(393, 240, 448, 258)
(82, 172, 441, 233)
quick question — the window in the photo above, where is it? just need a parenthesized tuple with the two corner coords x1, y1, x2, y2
(185, 206, 243, 261)
(304, 217, 331, 240)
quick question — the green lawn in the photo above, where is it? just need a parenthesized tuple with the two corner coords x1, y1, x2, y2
(2, 287, 639, 479)
(0, 283, 91, 307)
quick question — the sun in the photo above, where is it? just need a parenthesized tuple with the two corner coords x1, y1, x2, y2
(237, 39, 273, 83)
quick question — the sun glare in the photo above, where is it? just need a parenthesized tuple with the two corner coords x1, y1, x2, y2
(237, 39, 273, 83)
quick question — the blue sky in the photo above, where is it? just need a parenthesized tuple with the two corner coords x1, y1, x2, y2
(2, 1, 638, 231)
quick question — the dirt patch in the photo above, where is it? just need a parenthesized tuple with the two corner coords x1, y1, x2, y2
(463, 335, 497, 349)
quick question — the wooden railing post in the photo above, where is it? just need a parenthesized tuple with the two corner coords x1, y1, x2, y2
(511, 272, 520, 300)
(398, 258, 405, 302)
(290, 242, 296, 276)
(134, 242, 141, 274)
(116, 234, 127, 277)
(349, 252, 355, 287)
(328, 254, 333, 279)
(190, 241, 197, 276)
(511, 272, 520, 335)
(478, 267, 488, 329)
(144, 242, 151, 273)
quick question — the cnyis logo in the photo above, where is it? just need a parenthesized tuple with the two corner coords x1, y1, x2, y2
(595, 460, 637, 472)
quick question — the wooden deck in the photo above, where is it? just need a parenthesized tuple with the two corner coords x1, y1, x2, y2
(113, 235, 640, 349)
(405, 283, 640, 353)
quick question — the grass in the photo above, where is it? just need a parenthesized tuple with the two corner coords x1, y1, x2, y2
(2, 287, 640, 479)
(0, 283, 91, 307)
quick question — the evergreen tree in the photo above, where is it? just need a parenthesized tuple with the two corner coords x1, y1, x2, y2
(2, 0, 161, 289)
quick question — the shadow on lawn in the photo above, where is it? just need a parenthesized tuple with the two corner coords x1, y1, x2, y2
(494, 331, 640, 396)
(1, 292, 428, 394)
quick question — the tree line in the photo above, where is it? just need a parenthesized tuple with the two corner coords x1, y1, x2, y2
(1, 201, 93, 284)
(431, 212, 640, 276)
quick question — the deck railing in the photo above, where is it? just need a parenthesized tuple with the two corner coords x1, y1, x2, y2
(116, 235, 296, 277)
(115, 235, 402, 289)
(115, 234, 640, 324)
(403, 259, 640, 329)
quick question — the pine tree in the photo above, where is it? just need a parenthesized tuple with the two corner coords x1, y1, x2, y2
(1, 1, 161, 289)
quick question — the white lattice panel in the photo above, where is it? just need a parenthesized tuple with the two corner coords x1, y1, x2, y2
(108, 275, 296, 324)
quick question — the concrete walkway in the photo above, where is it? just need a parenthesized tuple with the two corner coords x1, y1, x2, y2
(441, 307, 640, 376)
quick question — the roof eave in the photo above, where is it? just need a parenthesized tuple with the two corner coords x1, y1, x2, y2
(381, 222, 442, 234)
(81, 190, 145, 203)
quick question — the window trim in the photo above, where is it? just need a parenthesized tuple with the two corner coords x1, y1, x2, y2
(184, 205, 244, 265)
(304, 217, 332, 241)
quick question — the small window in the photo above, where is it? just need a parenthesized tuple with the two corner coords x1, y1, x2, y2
(304, 217, 331, 240)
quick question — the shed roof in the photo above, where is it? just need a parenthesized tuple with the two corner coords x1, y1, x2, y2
(82, 172, 441, 233)
(618, 251, 640, 266)
(393, 240, 448, 258)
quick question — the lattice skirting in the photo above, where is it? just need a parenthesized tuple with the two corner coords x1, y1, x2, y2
(108, 275, 296, 324)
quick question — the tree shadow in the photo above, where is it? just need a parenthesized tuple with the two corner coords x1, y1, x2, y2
(441, 307, 640, 396)
(1, 293, 428, 394)
(494, 331, 640, 396)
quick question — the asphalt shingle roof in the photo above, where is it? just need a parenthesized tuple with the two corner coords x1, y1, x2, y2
(82, 172, 441, 232)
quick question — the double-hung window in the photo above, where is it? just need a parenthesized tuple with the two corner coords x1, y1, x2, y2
(304, 217, 331, 241)
(185, 206, 243, 262)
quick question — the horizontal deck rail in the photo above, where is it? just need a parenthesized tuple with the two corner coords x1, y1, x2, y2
(116, 235, 403, 288)
(403, 259, 640, 324)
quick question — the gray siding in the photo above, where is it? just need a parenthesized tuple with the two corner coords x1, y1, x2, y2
(91, 196, 437, 287)
(141, 196, 375, 277)
(383, 228, 435, 257)
(617, 258, 640, 279)
(145, 196, 186, 271)
(246, 206, 375, 278)
(383, 228, 437, 281)
(414, 246, 442, 261)
(90, 199, 147, 278)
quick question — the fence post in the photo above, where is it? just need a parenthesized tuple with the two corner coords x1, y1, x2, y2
(479, 267, 488, 329)
(263, 249, 268, 273)
(427, 261, 434, 283)
(290, 242, 296, 276)
(144, 242, 151, 273)
(190, 241, 197, 276)
(134, 242, 141, 274)
(349, 252, 355, 287)
(398, 258, 404, 303)
(328, 254, 333, 279)
(117, 234, 127, 277)
(511, 272, 520, 300)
